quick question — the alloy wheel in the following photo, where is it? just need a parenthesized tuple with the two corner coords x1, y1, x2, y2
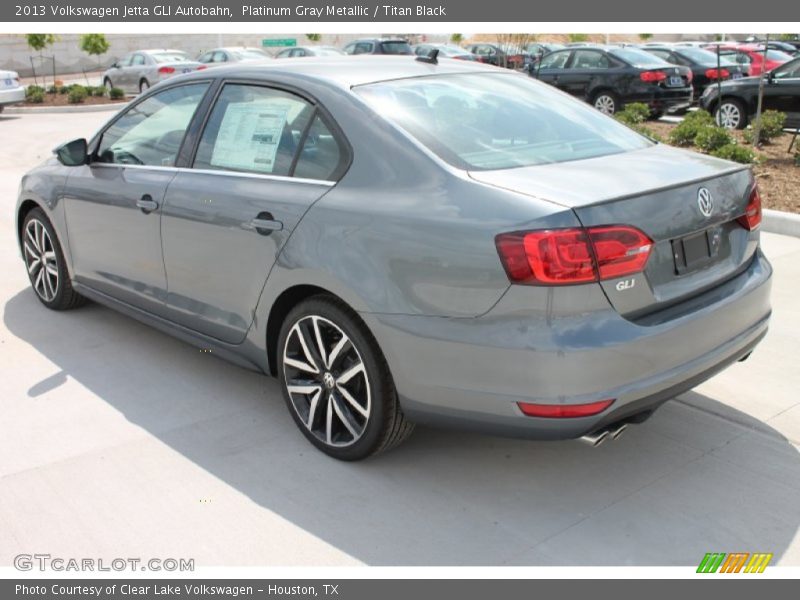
(282, 315, 371, 447)
(23, 219, 59, 302)
(716, 102, 741, 129)
(594, 95, 616, 115)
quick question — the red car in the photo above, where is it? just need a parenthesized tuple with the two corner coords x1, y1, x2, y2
(703, 43, 793, 76)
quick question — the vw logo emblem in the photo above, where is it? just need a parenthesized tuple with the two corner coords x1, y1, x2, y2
(697, 188, 714, 217)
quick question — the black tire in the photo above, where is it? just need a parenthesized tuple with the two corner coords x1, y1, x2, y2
(0, 105, 5, 114)
(648, 110, 664, 120)
(277, 295, 414, 460)
(715, 97, 747, 130)
(103, 77, 113, 91)
(591, 90, 620, 116)
(21, 208, 86, 311)
(139, 79, 150, 94)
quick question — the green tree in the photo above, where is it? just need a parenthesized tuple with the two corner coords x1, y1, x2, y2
(306, 34, 322, 42)
(26, 34, 58, 87)
(567, 33, 589, 43)
(638, 33, 653, 41)
(450, 33, 464, 44)
(79, 34, 110, 84)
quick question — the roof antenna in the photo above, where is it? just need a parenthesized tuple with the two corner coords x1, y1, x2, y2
(416, 48, 439, 64)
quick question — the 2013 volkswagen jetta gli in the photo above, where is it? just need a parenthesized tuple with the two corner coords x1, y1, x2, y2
(16, 56, 772, 460)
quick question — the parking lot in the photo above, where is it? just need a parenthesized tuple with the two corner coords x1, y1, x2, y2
(1, 108, 799, 567)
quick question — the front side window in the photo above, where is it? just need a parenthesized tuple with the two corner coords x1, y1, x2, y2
(773, 57, 800, 79)
(131, 54, 145, 66)
(96, 83, 209, 167)
(193, 84, 315, 177)
(356, 73, 651, 171)
(539, 51, 570, 69)
(353, 43, 374, 55)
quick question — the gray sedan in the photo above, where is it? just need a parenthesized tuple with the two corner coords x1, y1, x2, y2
(197, 46, 271, 66)
(274, 46, 345, 58)
(16, 57, 772, 460)
(102, 49, 205, 94)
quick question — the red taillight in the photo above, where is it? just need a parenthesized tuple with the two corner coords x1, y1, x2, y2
(738, 185, 762, 231)
(640, 70, 667, 82)
(158, 66, 175, 74)
(196, 65, 208, 70)
(517, 399, 615, 418)
(686, 70, 693, 82)
(704, 68, 730, 80)
(495, 226, 652, 285)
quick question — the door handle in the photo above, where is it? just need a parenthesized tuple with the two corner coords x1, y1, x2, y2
(245, 212, 283, 235)
(136, 194, 158, 214)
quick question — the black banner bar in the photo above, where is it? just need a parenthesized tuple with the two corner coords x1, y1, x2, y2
(4, 0, 797, 22)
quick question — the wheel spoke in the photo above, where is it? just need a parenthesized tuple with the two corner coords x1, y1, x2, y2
(326, 336, 349, 370)
(46, 263, 59, 276)
(336, 383, 369, 418)
(287, 382, 322, 396)
(27, 255, 40, 274)
(306, 388, 322, 428)
(331, 392, 359, 439)
(284, 356, 317, 374)
(34, 269, 44, 295)
(291, 323, 320, 374)
(337, 362, 365, 385)
(325, 394, 333, 445)
(26, 226, 40, 253)
(312, 316, 328, 369)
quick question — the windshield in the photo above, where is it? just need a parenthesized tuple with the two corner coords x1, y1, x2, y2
(152, 52, 190, 64)
(676, 47, 737, 66)
(316, 47, 344, 55)
(380, 41, 413, 55)
(762, 49, 794, 61)
(609, 47, 669, 67)
(355, 73, 652, 171)
(231, 49, 268, 60)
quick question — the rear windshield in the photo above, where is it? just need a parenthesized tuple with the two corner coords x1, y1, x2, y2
(152, 52, 190, 63)
(380, 41, 413, 55)
(355, 73, 651, 171)
(609, 48, 670, 67)
(675, 47, 736, 66)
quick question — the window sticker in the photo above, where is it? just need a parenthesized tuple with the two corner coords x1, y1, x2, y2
(210, 101, 291, 173)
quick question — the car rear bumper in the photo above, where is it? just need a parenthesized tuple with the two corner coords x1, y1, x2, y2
(626, 87, 693, 113)
(362, 248, 772, 440)
(0, 86, 25, 105)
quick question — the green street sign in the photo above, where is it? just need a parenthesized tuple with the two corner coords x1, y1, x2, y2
(262, 38, 297, 47)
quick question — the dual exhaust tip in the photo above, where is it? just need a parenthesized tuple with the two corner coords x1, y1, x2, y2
(579, 423, 628, 447)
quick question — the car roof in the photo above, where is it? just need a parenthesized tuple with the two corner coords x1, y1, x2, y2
(176, 55, 501, 89)
(140, 49, 186, 54)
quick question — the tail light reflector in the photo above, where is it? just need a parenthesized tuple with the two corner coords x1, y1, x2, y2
(496, 226, 653, 285)
(705, 68, 730, 80)
(738, 185, 762, 231)
(640, 70, 667, 82)
(518, 399, 615, 418)
(158, 66, 175, 74)
(196, 65, 208, 70)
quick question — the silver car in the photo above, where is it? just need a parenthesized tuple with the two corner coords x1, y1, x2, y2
(197, 47, 271, 66)
(0, 68, 24, 112)
(274, 46, 346, 58)
(102, 49, 205, 94)
(16, 57, 772, 460)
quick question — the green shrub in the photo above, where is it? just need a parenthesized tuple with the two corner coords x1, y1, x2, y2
(67, 85, 87, 104)
(615, 102, 651, 126)
(669, 119, 705, 146)
(683, 109, 715, 125)
(25, 85, 45, 98)
(46, 85, 57, 94)
(694, 126, 733, 152)
(88, 86, 105, 97)
(109, 87, 125, 100)
(26, 89, 45, 103)
(58, 86, 69, 94)
(744, 110, 787, 144)
(711, 143, 758, 164)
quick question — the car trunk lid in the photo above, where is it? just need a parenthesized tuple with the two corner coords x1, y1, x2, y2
(470, 144, 757, 318)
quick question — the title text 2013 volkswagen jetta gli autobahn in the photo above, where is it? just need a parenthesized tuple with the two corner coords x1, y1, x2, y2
(16, 56, 772, 460)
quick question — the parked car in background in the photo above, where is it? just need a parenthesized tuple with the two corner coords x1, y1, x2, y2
(275, 46, 345, 58)
(702, 43, 793, 76)
(0, 69, 24, 113)
(412, 44, 478, 60)
(197, 47, 270, 66)
(524, 42, 565, 57)
(16, 57, 771, 460)
(343, 38, 413, 55)
(103, 49, 206, 94)
(464, 43, 531, 68)
(700, 56, 800, 128)
(757, 41, 800, 57)
(640, 45, 748, 98)
(531, 45, 693, 116)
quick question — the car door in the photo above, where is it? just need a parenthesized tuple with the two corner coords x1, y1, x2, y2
(560, 49, 610, 99)
(62, 82, 211, 316)
(128, 53, 147, 91)
(766, 60, 800, 124)
(159, 82, 348, 343)
(112, 53, 134, 90)
(533, 50, 572, 90)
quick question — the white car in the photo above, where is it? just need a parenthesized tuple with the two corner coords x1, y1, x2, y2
(0, 69, 24, 112)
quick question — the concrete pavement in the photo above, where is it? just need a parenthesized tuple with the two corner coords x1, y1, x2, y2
(1, 109, 799, 567)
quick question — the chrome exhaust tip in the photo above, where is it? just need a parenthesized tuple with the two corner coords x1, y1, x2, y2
(611, 423, 628, 441)
(579, 429, 610, 447)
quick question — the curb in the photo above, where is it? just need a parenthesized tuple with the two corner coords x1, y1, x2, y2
(4, 103, 126, 115)
(763, 209, 800, 238)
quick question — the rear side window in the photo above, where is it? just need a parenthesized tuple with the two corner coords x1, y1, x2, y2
(571, 50, 610, 69)
(194, 84, 314, 176)
(293, 115, 344, 181)
(380, 41, 413, 55)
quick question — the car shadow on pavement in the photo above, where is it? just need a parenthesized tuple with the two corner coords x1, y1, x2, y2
(4, 288, 800, 566)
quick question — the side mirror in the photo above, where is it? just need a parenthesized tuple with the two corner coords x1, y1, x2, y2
(55, 138, 88, 166)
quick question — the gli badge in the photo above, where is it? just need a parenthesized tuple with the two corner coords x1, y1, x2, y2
(616, 278, 636, 292)
(697, 187, 714, 217)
